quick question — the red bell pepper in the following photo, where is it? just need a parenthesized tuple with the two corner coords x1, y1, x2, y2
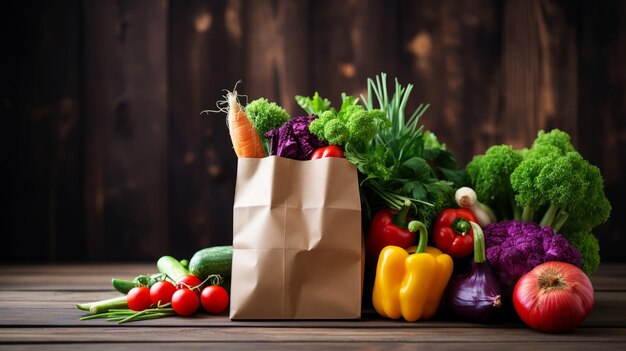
(310, 145, 344, 159)
(432, 208, 478, 258)
(366, 200, 416, 266)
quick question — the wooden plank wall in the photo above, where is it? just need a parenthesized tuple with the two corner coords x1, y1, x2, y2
(2, 0, 625, 262)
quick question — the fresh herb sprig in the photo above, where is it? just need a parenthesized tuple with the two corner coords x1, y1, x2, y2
(344, 73, 468, 225)
(80, 307, 176, 324)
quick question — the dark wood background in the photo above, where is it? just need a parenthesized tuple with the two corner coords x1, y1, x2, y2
(2, 0, 624, 263)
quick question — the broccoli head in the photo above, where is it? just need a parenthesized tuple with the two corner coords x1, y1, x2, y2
(308, 110, 335, 137)
(307, 101, 388, 149)
(246, 98, 290, 137)
(560, 161, 612, 233)
(511, 131, 594, 226)
(323, 118, 349, 145)
(532, 129, 576, 154)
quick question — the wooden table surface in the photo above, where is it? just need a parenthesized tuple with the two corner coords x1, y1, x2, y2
(0, 263, 625, 350)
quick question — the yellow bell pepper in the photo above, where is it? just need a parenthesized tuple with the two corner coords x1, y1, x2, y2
(372, 220, 453, 322)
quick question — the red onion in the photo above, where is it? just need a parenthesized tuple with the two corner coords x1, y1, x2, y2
(445, 222, 503, 323)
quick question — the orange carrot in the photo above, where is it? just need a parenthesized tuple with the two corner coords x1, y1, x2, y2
(226, 90, 265, 158)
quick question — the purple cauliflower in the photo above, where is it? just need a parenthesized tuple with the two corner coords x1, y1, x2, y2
(264, 115, 327, 160)
(483, 221, 582, 287)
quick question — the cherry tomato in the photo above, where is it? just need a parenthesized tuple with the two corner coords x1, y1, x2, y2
(310, 145, 344, 159)
(513, 261, 594, 333)
(127, 286, 152, 311)
(150, 281, 177, 305)
(176, 274, 203, 293)
(171, 288, 199, 316)
(201, 285, 229, 314)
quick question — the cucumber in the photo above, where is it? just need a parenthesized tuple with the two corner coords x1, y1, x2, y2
(157, 256, 190, 282)
(111, 278, 136, 294)
(189, 246, 233, 280)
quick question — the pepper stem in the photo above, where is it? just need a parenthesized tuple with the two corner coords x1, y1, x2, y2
(451, 217, 471, 235)
(469, 222, 486, 263)
(408, 220, 428, 254)
(394, 199, 412, 227)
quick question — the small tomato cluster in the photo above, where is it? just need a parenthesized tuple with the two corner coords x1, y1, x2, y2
(127, 274, 229, 316)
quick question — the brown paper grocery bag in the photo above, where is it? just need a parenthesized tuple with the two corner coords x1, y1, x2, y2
(230, 156, 362, 319)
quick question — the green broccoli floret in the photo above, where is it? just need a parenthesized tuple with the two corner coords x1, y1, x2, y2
(246, 98, 290, 138)
(305, 96, 388, 149)
(533, 129, 576, 154)
(323, 118, 349, 145)
(309, 110, 336, 138)
(511, 133, 581, 224)
(466, 145, 524, 220)
(510, 129, 611, 232)
(561, 230, 601, 274)
(560, 162, 612, 233)
(345, 106, 389, 145)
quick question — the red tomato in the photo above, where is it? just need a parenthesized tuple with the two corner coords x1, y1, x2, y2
(150, 281, 177, 305)
(176, 274, 203, 293)
(127, 286, 152, 311)
(310, 145, 344, 159)
(171, 289, 199, 316)
(201, 285, 229, 314)
(513, 261, 594, 333)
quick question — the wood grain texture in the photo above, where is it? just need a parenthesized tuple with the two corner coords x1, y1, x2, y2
(83, 0, 169, 260)
(399, 0, 501, 164)
(1, 0, 83, 262)
(1, 326, 625, 343)
(1, 342, 626, 351)
(501, 0, 579, 149)
(168, 0, 239, 257)
(244, 0, 311, 114)
(0, 263, 624, 349)
(0, 290, 623, 327)
(2, 0, 625, 262)
(1, 263, 624, 290)
(577, 0, 626, 264)
(310, 0, 400, 106)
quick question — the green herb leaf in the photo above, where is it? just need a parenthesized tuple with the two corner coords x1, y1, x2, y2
(399, 157, 432, 180)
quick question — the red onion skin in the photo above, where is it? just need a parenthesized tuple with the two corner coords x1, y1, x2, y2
(513, 261, 594, 333)
(446, 261, 503, 323)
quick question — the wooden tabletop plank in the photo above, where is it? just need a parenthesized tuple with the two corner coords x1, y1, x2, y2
(1, 342, 626, 351)
(1, 326, 625, 343)
(0, 291, 626, 328)
(1, 263, 624, 291)
(0, 263, 624, 349)
(2, 342, 626, 351)
(0, 290, 623, 328)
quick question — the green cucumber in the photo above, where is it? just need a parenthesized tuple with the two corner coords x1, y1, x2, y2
(157, 256, 190, 282)
(189, 246, 233, 280)
(111, 278, 136, 294)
